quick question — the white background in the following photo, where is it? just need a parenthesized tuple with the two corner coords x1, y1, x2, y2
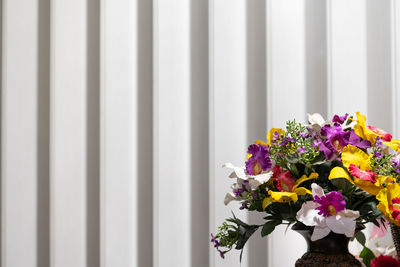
(1, 0, 399, 266)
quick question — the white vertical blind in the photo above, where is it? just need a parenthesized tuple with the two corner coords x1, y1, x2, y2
(266, 1, 307, 266)
(50, 0, 89, 266)
(100, 0, 141, 266)
(327, 0, 368, 116)
(153, 0, 191, 267)
(209, 1, 248, 266)
(2, 0, 39, 266)
(0, 1, 398, 267)
(392, 0, 400, 136)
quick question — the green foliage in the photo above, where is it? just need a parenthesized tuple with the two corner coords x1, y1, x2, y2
(359, 246, 375, 267)
(268, 120, 321, 172)
(353, 231, 366, 246)
(261, 219, 282, 237)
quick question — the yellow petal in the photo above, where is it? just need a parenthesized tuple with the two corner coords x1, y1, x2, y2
(255, 140, 267, 146)
(353, 178, 382, 195)
(377, 183, 400, 226)
(268, 190, 298, 203)
(262, 197, 272, 210)
(383, 139, 400, 152)
(354, 112, 378, 144)
(292, 173, 319, 190)
(341, 145, 371, 170)
(293, 187, 312, 196)
(246, 154, 252, 161)
(267, 128, 285, 145)
(328, 166, 354, 184)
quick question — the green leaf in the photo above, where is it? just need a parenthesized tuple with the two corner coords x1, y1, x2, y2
(261, 220, 281, 237)
(354, 231, 366, 246)
(359, 246, 375, 267)
(235, 225, 259, 249)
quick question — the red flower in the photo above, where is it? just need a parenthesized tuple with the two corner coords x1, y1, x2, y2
(371, 255, 400, 267)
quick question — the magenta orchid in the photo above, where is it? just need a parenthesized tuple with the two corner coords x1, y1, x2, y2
(296, 183, 359, 241)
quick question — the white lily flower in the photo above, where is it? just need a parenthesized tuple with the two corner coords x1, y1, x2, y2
(296, 183, 360, 241)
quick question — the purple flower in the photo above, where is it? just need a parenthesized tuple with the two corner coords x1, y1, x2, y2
(272, 131, 280, 142)
(348, 130, 371, 149)
(239, 201, 249, 210)
(233, 184, 247, 197)
(298, 146, 307, 154)
(373, 150, 382, 158)
(299, 132, 309, 138)
(392, 157, 400, 175)
(314, 191, 346, 217)
(319, 124, 349, 161)
(211, 234, 225, 259)
(375, 136, 383, 147)
(332, 113, 349, 124)
(245, 144, 271, 175)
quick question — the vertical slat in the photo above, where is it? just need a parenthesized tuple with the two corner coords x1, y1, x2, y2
(305, 0, 328, 118)
(266, 1, 307, 266)
(246, 0, 268, 266)
(327, 0, 369, 254)
(392, 0, 400, 136)
(50, 0, 88, 266)
(209, 0, 248, 266)
(153, 0, 191, 266)
(366, 0, 392, 131)
(137, 0, 154, 266)
(327, 0, 368, 116)
(100, 0, 153, 265)
(86, 0, 100, 267)
(2, 0, 39, 266)
(37, 0, 51, 266)
(190, 0, 209, 266)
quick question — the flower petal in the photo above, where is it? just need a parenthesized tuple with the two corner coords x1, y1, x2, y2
(267, 128, 285, 144)
(311, 226, 331, 241)
(296, 201, 321, 226)
(292, 173, 319, 190)
(224, 192, 238, 205)
(383, 139, 400, 152)
(311, 183, 325, 198)
(222, 163, 247, 179)
(268, 191, 298, 203)
(325, 214, 357, 237)
(328, 166, 353, 184)
(307, 113, 326, 126)
(341, 145, 371, 170)
(293, 187, 312, 196)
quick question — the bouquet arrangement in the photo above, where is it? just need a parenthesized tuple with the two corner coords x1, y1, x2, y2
(211, 112, 400, 266)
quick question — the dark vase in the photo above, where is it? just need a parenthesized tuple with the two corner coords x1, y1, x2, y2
(292, 223, 363, 267)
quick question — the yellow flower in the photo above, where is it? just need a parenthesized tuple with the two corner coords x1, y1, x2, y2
(377, 183, 400, 226)
(267, 128, 285, 145)
(383, 139, 400, 153)
(354, 112, 392, 145)
(328, 145, 393, 195)
(262, 172, 318, 209)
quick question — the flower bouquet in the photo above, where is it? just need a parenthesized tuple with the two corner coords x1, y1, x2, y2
(211, 112, 400, 266)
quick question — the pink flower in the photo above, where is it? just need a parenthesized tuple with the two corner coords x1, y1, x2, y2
(348, 164, 377, 183)
(314, 191, 346, 217)
(368, 125, 392, 142)
(390, 198, 400, 221)
(371, 255, 400, 267)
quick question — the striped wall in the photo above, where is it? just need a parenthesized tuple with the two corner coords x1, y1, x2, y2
(0, 0, 398, 266)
